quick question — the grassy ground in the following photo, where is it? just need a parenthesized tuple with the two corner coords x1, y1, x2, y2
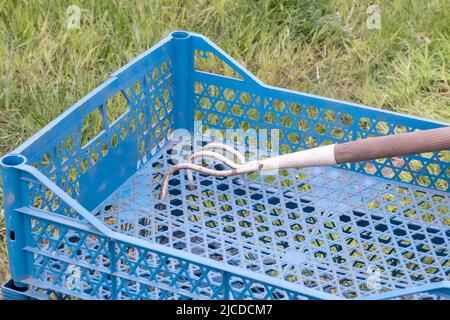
(0, 0, 449, 289)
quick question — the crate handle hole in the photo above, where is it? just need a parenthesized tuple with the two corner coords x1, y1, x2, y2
(81, 108, 104, 147)
(10, 230, 15, 241)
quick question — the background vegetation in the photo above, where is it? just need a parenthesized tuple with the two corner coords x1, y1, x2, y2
(0, 0, 449, 290)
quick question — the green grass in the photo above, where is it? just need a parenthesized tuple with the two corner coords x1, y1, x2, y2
(0, 0, 449, 288)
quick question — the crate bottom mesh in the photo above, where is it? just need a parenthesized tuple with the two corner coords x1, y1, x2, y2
(94, 140, 449, 299)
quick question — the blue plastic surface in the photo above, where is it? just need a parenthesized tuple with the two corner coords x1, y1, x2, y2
(1, 31, 449, 300)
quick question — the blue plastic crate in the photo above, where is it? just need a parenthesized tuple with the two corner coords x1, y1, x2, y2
(1, 31, 449, 300)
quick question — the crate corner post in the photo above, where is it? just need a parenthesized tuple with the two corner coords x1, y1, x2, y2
(1, 154, 30, 291)
(170, 30, 194, 133)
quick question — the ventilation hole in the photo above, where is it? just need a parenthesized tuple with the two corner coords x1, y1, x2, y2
(81, 108, 104, 147)
(288, 132, 300, 144)
(106, 92, 129, 125)
(161, 61, 168, 74)
(139, 141, 145, 153)
(231, 104, 242, 116)
(207, 85, 219, 97)
(222, 88, 235, 101)
(324, 109, 336, 122)
(215, 101, 228, 113)
(91, 151, 99, 165)
(394, 125, 408, 134)
(280, 115, 293, 128)
(341, 114, 354, 126)
(155, 97, 162, 110)
(436, 179, 448, 190)
(264, 112, 276, 124)
(306, 106, 318, 119)
(194, 82, 204, 94)
(200, 97, 212, 110)
(240, 92, 251, 104)
(194, 50, 243, 80)
(290, 103, 302, 115)
(247, 108, 259, 120)
(376, 121, 390, 134)
(134, 79, 142, 95)
(9, 231, 15, 241)
(68, 167, 78, 183)
(399, 171, 413, 182)
(101, 142, 109, 156)
(427, 164, 441, 175)
(314, 123, 326, 135)
(207, 113, 220, 125)
(120, 127, 128, 140)
(273, 99, 285, 112)
(305, 136, 317, 148)
(41, 153, 51, 168)
(151, 67, 159, 81)
(223, 117, 234, 128)
(439, 150, 450, 162)
(297, 119, 309, 131)
(65, 136, 73, 151)
(331, 126, 344, 139)
(80, 159, 88, 173)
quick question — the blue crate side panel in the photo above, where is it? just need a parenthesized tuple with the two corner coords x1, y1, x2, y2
(189, 34, 449, 195)
(0, 34, 176, 291)
(16, 207, 332, 300)
(12, 37, 175, 214)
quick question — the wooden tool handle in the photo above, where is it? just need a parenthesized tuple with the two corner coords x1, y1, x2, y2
(334, 126, 450, 164)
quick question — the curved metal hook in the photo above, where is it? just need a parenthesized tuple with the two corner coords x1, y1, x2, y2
(159, 142, 258, 199)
